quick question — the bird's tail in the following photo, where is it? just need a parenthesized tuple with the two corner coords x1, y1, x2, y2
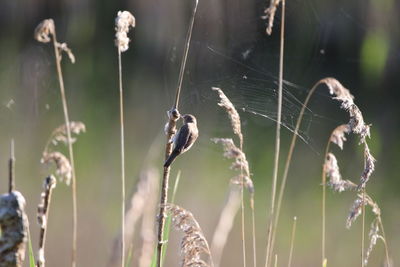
(164, 150, 179, 167)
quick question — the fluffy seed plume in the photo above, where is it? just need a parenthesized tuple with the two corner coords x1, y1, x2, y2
(165, 204, 213, 267)
(324, 153, 356, 192)
(319, 78, 375, 188)
(346, 194, 380, 229)
(212, 87, 243, 145)
(115, 11, 136, 52)
(321, 78, 370, 143)
(262, 0, 282, 35)
(48, 121, 86, 146)
(34, 19, 75, 63)
(211, 138, 253, 194)
(364, 219, 383, 266)
(0, 191, 28, 267)
(36, 175, 57, 267)
(41, 152, 72, 185)
(330, 124, 351, 150)
(359, 144, 376, 189)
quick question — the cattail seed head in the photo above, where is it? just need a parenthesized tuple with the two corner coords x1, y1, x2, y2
(115, 11, 136, 52)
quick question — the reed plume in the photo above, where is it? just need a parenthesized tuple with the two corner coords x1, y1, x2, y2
(114, 10, 136, 267)
(211, 87, 255, 267)
(165, 204, 214, 267)
(35, 18, 80, 266)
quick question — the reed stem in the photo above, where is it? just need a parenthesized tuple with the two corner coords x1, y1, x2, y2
(265, 1, 285, 266)
(52, 30, 78, 267)
(117, 48, 126, 267)
(156, 2, 198, 267)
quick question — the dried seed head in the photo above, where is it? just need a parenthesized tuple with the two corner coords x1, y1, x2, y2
(41, 152, 72, 185)
(346, 195, 364, 229)
(34, 19, 55, 43)
(330, 124, 350, 150)
(165, 204, 213, 267)
(262, 0, 282, 35)
(364, 219, 383, 266)
(212, 87, 243, 144)
(346, 193, 381, 229)
(321, 77, 354, 108)
(359, 145, 376, 189)
(115, 11, 136, 52)
(50, 121, 86, 146)
(324, 153, 356, 192)
(0, 191, 28, 267)
(211, 138, 253, 194)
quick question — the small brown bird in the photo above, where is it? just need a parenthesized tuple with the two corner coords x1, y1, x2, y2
(164, 114, 199, 167)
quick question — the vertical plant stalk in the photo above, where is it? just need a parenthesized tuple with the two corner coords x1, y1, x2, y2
(9, 140, 15, 193)
(361, 188, 366, 267)
(51, 30, 78, 267)
(156, 2, 198, 267)
(287, 216, 297, 267)
(37, 176, 57, 267)
(268, 78, 329, 267)
(265, 1, 285, 266)
(114, 11, 135, 266)
(238, 137, 247, 267)
(321, 140, 331, 265)
(117, 48, 126, 267)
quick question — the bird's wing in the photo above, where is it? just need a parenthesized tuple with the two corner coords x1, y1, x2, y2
(174, 124, 190, 152)
(183, 124, 198, 150)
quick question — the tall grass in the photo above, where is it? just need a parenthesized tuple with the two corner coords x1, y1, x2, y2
(264, 0, 285, 266)
(114, 10, 136, 267)
(34, 19, 78, 266)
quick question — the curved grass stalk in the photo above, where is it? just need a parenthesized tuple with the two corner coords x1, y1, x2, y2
(268, 78, 339, 267)
(51, 29, 78, 267)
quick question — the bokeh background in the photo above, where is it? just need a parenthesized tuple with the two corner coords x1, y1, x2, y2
(0, 0, 399, 266)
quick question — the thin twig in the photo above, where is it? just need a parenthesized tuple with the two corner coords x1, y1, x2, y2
(321, 140, 331, 265)
(287, 216, 297, 267)
(156, 2, 198, 267)
(51, 30, 78, 267)
(265, 1, 285, 266)
(118, 48, 126, 267)
(361, 188, 366, 267)
(9, 139, 15, 193)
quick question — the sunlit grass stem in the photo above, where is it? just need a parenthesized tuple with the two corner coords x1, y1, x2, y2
(117, 48, 126, 267)
(287, 216, 297, 267)
(51, 30, 78, 267)
(156, 2, 198, 267)
(265, 1, 285, 266)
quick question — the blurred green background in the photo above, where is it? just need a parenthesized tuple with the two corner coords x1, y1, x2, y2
(0, 0, 399, 266)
